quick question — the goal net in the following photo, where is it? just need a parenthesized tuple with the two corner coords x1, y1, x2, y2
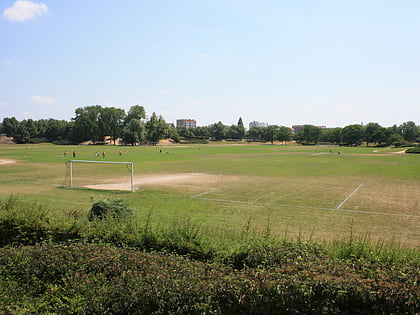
(65, 160, 135, 192)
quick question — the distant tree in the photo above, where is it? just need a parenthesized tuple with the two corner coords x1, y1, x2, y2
(194, 126, 210, 139)
(320, 128, 342, 144)
(262, 125, 279, 144)
(364, 122, 382, 146)
(341, 124, 364, 146)
(209, 122, 227, 140)
(373, 127, 389, 146)
(13, 122, 30, 143)
(98, 107, 126, 145)
(72, 105, 103, 143)
(236, 117, 246, 139)
(277, 126, 292, 144)
(121, 119, 145, 145)
(399, 121, 418, 142)
(2, 117, 19, 138)
(296, 125, 321, 145)
(124, 105, 146, 123)
(146, 112, 168, 144)
(178, 127, 195, 141)
(246, 126, 264, 141)
(167, 125, 180, 142)
(45, 119, 70, 142)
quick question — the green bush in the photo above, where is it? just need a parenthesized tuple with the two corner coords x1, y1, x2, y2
(406, 146, 420, 154)
(87, 198, 133, 221)
(0, 244, 418, 314)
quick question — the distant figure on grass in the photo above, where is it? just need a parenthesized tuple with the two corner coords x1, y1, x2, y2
(119, 150, 122, 156)
(102, 151, 106, 158)
(64, 151, 67, 157)
(95, 151, 99, 157)
(72, 151, 76, 158)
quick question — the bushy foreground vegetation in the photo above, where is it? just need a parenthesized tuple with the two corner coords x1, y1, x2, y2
(0, 196, 419, 314)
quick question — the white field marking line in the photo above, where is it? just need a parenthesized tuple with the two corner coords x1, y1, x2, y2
(252, 191, 276, 203)
(190, 196, 420, 218)
(336, 183, 364, 210)
(189, 188, 221, 198)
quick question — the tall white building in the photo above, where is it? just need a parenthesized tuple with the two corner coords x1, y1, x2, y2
(249, 121, 268, 129)
(176, 119, 196, 129)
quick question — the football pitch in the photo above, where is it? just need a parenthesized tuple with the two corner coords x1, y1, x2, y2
(0, 143, 419, 246)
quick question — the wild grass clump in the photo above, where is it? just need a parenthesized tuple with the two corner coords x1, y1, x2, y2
(0, 195, 49, 246)
(328, 230, 420, 264)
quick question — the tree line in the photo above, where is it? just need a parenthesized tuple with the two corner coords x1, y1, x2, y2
(0, 105, 169, 145)
(1, 105, 419, 146)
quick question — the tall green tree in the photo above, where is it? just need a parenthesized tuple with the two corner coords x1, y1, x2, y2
(399, 121, 418, 142)
(124, 105, 146, 124)
(236, 117, 246, 139)
(296, 125, 321, 145)
(72, 105, 103, 143)
(146, 112, 168, 144)
(122, 119, 145, 145)
(2, 117, 19, 138)
(320, 128, 342, 144)
(246, 126, 264, 141)
(99, 107, 126, 145)
(262, 125, 280, 144)
(364, 122, 382, 146)
(209, 122, 227, 140)
(341, 124, 364, 146)
(277, 126, 292, 144)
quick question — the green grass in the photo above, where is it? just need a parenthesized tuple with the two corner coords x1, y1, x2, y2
(0, 143, 419, 247)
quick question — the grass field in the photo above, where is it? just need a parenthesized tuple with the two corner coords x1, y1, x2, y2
(0, 143, 419, 247)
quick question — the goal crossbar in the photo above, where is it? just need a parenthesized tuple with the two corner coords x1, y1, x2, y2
(68, 160, 135, 192)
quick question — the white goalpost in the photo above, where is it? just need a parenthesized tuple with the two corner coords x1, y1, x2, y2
(67, 160, 135, 192)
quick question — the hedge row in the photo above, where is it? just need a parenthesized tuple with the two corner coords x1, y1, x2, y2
(0, 243, 418, 314)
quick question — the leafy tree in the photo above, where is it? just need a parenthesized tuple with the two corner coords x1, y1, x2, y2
(236, 117, 246, 139)
(178, 127, 195, 141)
(277, 126, 292, 144)
(45, 119, 70, 142)
(399, 121, 418, 142)
(372, 127, 389, 146)
(246, 127, 264, 141)
(341, 124, 364, 146)
(146, 112, 168, 144)
(262, 125, 279, 144)
(98, 107, 125, 145)
(13, 123, 30, 143)
(124, 105, 146, 123)
(167, 125, 180, 142)
(320, 128, 342, 144)
(194, 126, 210, 139)
(364, 122, 382, 146)
(296, 125, 321, 145)
(2, 117, 19, 138)
(72, 105, 102, 143)
(121, 119, 145, 145)
(209, 122, 227, 140)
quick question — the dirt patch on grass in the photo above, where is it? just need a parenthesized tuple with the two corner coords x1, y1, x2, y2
(0, 136, 14, 145)
(83, 173, 242, 191)
(0, 159, 17, 165)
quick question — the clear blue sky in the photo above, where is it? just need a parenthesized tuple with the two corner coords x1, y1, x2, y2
(1, 0, 419, 128)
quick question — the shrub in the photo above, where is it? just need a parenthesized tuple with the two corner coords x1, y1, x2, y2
(406, 146, 420, 154)
(87, 199, 133, 221)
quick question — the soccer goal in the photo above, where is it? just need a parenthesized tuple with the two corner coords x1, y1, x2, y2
(66, 160, 135, 192)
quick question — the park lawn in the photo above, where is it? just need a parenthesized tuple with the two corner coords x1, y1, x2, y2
(0, 143, 419, 246)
